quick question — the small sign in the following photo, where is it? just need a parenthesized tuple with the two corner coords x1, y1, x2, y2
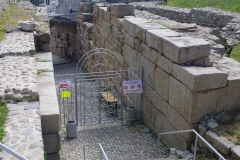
(61, 91, 71, 98)
(59, 79, 71, 88)
(123, 79, 143, 94)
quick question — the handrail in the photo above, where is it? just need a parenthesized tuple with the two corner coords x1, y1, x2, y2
(0, 143, 28, 160)
(83, 143, 108, 160)
(158, 129, 225, 160)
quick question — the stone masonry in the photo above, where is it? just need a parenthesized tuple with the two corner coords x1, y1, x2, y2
(49, 2, 240, 153)
(0, 0, 9, 10)
(0, 30, 38, 103)
(2, 102, 44, 160)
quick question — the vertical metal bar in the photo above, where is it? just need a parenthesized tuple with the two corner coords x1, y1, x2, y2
(100, 147, 102, 160)
(194, 135, 198, 160)
(121, 70, 124, 126)
(75, 74, 78, 126)
(139, 66, 143, 121)
(83, 145, 86, 160)
(98, 51, 101, 124)
(71, 75, 73, 120)
(57, 76, 61, 127)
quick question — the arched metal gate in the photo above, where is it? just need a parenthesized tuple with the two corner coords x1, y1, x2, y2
(55, 48, 142, 127)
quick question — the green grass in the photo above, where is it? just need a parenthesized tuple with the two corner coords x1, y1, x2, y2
(0, 103, 8, 142)
(0, 3, 35, 41)
(37, 69, 53, 75)
(166, 0, 240, 13)
(229, 44, 240, 62)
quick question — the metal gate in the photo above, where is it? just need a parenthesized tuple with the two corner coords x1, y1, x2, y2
(55, 48, 142, 127)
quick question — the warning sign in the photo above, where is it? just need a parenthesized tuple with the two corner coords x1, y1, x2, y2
(61, 91, 71, 98)
(123, 80, 143, 94)
(59, 79, 71, 89)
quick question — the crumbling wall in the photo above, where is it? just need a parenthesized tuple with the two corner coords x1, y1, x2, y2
(50, 2, 240, 151)
(50, 14, 77, 60)
(135, 3, 237, 28)
(55, 0, 82, 14)
(0, 0, 9, 10)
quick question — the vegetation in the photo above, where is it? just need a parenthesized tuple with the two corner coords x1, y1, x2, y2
(0, 3, 35, 41)
(229, 44, 240, 62)
(0, 103, 8, 142)
(37, 69, 53, 75)
(166, 0, 240, 13)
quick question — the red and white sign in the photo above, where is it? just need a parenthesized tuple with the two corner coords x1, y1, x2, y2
(123, 80, 143, 94)
(59, 79, 71, 88)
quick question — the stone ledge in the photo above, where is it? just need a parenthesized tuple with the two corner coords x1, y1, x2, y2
(172, 64, 228, 92)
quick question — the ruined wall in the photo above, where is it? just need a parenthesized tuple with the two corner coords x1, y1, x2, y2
(135, 3, 237, 28)
(50, 14, 78, 60)
(50, 2, 240, 151)
(55, 0, 81, 14)
(0, 0, 9, 10)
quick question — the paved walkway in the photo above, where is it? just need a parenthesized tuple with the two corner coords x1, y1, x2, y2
(53, 58, 161, 160)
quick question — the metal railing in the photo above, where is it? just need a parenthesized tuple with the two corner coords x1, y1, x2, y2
(83, 143, 108, 160)
(158, 129, 226, 160)
(0, 143, 28, 160)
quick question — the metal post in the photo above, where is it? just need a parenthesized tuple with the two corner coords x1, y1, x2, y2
(100, 147, 103, 160)
(75, 74, 78, 126)
(83, 145, 86, 160)
(193, 135, 198, 160)
(121, 70, 124, 126)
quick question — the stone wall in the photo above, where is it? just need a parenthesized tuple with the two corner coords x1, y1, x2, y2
(0, 0, 9, 10)
(50, 14, 78, 60)
(134, 2, 238, 28)
(50, 2, 240, 151)
(55, 0, 81, 14)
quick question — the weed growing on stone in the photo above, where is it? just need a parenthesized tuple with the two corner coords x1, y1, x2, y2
(0, 103, 8, 142)
(108, 24, 113, 31)
(37, 69, 53, 75)
(36, 58, 47, 62)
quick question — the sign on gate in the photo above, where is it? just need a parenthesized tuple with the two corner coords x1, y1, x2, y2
(123, 80, 143, 94)
(59, 79, 71, 88)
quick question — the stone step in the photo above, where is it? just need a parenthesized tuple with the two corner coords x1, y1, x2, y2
(0, 150, 11, 159)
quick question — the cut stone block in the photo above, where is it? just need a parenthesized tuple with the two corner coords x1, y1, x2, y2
(43, 134, 61, 154)
(156, 54, 172, 74)
(150, 105, 188, 151)
(228, 75, 240, 87)
(214, 137, 235, 155)
(204, 130, 218, 144)
(124, 17, 149, 38)
(169, 77, 218, 124)
(155, 67, 170, 102)
(198, 124, 207, 136)
(146, 29, 182, 53)
(31, 85, 38, 101)
(162, 37, 210, 64)
(206, 122, 218, 130)
(217, 86, 240, 112)
(141, 56, 155, 89)
(138, 42, 158, 63)
(231, 146, 240, 160)
(110, 4, 134, 18)
(123, 44, 141, 69)
(47, 153, 60, 160)
(78, 2, 92, 13)
(172, 64, 228, 92)
(142, 81, 168, 117)
(135, 23, 166, 42)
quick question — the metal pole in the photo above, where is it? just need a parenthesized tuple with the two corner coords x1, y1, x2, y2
(83, 145, 86, 160)
(75, 74, 78, 126)
(0, 143, 27, 160)
(193, 135, 198, 160)
(121, 70, 124, 126)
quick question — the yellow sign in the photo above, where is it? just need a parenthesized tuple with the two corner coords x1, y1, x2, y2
(61, 91, 70, 98)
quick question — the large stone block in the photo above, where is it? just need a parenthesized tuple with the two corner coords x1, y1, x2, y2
(162, 37, 210, 64)
(167, 105, 195, 142)
(47, 153, 60, 160)
(204, 130, 218, 144)
(135, 23, 166, 42)
(43, 134, 61, 154)
(156, 54, 172, 75)
(103, 9, 111, 22)
(153, 107, 188, 150)
(110, 4, 134, 18)
(142, 96, 154, 124)
(172, 64, 228, 92)
(214, 137, 235, 155)
(169, 77, 218, 124)
(111, 15, 124, 30)
(146, 29, 182, 53)
(138, 42, 158, 64)
(78, 2, 92, 13)
(217, 86, 240, 112)
(231, 146, 240, 160)
(155, 67, 170, 102)
(143, 81, 168, 117)
(124, 17, 149, 38)
(124, 32, 134, 48)
(141, 56, 155, 89)
(123, 44, 141, 69)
